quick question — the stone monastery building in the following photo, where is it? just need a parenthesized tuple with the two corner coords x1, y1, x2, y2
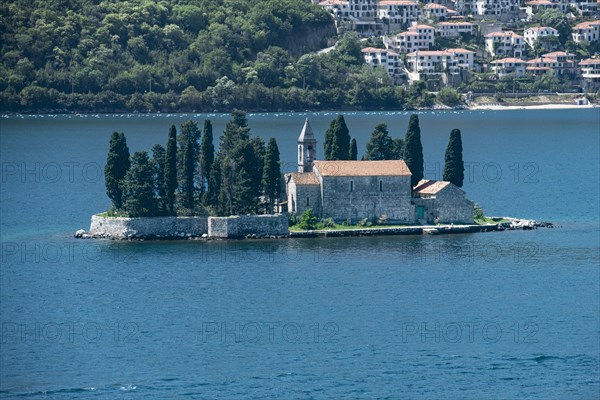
(285, 119, 474, 224)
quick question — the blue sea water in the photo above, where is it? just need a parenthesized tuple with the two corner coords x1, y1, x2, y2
(0, 109, 599, 399)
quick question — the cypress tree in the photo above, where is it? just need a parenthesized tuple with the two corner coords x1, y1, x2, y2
(178, 121, 201, 211)
(349, 138, 358, 160)
(365, 123, 394, 160)
(263, 138, 282, 213)
(403, 114, 424, 187)
(324, 115, 350, 160)
(250, 136, 266, 202)
(199, 119, 214, 195)
(151, 144, 166, 214)
(105, 131, 130, 210)
(207, 155, 221, 211)
(443, 128, 464, 187)
(122, 151, 157, 217)
(164, 125, 178, 215)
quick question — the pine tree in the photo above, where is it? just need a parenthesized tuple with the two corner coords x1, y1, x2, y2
(105, 132, 130, 210)
(365, 123, 394, 160)
(324, 115, 350, 160)
(403, 114, 424, 187)
(263, 138, 282, 213)
(164, 125, 178, 215)
(199, 119, 214, 195)
(392, 138, 404, 160)
(349, 138, 358, 160)
(151, 144, 166, 214)
(178, 120, 201, 211)
(443, 128, 464, 187)
(122, 151, 157, 217)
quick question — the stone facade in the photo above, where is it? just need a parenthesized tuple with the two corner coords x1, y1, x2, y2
(317, 172, 415, 224)
(286, 173, 322, 217)
(208, 215, 289, 238)
(413, 180, 474, 224)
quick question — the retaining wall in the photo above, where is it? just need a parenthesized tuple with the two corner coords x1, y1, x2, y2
(208, 214, 289, 238)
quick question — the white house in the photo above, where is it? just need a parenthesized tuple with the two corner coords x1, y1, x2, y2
(424, 3, 449, 21)
(377, 0, 421, 29)
(437, 21, 474, 37)
(572, 20, 600, 43)
(485, 31, 525, 58)
(405, 48, 475, 81)
(490, 57, 527, 77)
(391, 24, 436, 52)
(361, 47, 403, 78)
(569, 0, 598, 16)
(542, 51, 576, 75)
(474, 0, 521, 19)
(579, 58, 600, 89)
(526, 57, 560, 75)
(524, 26, 559, 48)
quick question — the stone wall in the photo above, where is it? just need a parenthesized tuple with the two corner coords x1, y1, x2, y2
(89, 215, 208, 239)
(90, 214, 289, 239)
(208, 214, 289, 238)
(320, 175, 415, 224)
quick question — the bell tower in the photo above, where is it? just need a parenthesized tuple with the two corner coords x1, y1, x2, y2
(298, 118, 317, 173)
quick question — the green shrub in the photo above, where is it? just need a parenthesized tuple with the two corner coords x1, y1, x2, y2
(298, 209, 318, 230)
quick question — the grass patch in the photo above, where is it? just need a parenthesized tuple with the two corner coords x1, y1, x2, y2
(289, 223, 413, 231)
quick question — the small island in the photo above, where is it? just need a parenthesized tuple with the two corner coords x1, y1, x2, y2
(77, 111, 551, 240)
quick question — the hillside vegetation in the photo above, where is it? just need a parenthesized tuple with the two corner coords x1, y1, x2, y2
(1, 0, 372, 112)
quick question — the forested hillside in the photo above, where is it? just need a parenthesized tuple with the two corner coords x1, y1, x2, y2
(3, 0, 387, 112)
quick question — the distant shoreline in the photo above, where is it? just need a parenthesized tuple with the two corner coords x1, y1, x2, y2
(468, 103, 598, 111)
(2, 103, 598, 116)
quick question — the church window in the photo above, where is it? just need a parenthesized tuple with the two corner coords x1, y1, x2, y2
(350, 180, 354, 192)
(380, 180, 383, 192)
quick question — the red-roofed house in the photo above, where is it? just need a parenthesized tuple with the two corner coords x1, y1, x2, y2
(491, 58, 527, 77)
(405, 49, 475, 81)
(361, 47, 403, 78)
(424, 3, 449, 21)
(579, 58, 600, 89)
(389, 24, 435, 52)
(542, 51, 576, 75)
(572, 20, 600, 43)
(524, 26, 559, 49)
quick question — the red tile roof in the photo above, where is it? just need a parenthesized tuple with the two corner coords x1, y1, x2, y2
(413, 180, 450, 194)
(288, 172, 320, 185)
(313, 160, 411, 177)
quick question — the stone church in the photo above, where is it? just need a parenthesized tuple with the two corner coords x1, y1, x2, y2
(285, 119, 474, 224)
